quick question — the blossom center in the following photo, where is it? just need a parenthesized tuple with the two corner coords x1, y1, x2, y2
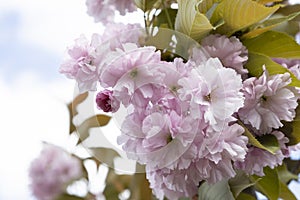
(261, 95, 267, 102)
(130, 69, 138, 78)
(204, 93, 211, 102)
(166, 134, 173, 143)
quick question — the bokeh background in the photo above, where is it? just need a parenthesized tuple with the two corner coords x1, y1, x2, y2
(0, 0, 299, 199)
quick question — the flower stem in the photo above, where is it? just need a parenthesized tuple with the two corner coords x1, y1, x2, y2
(162, 0, 173, 29)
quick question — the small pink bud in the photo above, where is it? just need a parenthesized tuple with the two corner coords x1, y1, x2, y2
(96, 89, 119, 112)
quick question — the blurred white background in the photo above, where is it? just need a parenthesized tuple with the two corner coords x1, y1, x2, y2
(0, 0, 107, 199)
(0, 0, 299, 199)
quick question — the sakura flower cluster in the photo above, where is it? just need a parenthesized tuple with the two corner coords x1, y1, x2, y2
(60, 22, 143, 92)
(86, 0, 136, 24)
(60, 29, 299, 199)
(29, 144, 82, 200)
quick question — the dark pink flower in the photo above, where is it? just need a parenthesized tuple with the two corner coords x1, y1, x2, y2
(96, 89, 119, 112)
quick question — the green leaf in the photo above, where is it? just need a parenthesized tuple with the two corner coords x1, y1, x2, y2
(211, 0, 281, 35)
(236, 192, 256, 200)
(279, 121, 300, 146)
(277, 164, 298, 184)
(229, 170, 257, 198)
(257, 134, 280, 154)
(276, 4, 300, 22)
(68, 92, 89, 134)
(103, 182, 120, 200)
(134, 0, 158, 11)
(154, 8, 177, 28)
(55, 194, 84, 200)
(104, 170, 133, 200)
(244, 52, 300, 87)
(198, 0, 220, 14)
(243, 31, 300, 58)
(243, 11, 300, 39)
(290, 105, 300, 145)
(238, 121, 279, 154)
(175, 0, 214, 41)
(279, 181, 297, 200)
(76, 115, 111, 142)
(130, 164, 153, 200)
(198, 180, 235, 200)
(256, 0, 283, 4)
(251, 167, 280, 200)
(284, 158, 300, 175)
(89, 147, 120, 167)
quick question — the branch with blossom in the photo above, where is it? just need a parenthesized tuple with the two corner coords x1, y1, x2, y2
(29, 0, 300, 199)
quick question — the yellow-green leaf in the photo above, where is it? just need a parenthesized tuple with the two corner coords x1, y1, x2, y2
(238, 120, 279, 154)
(55, 194, 84, 200)
(291, 105, 300, 144)
(243, 11, 300, 39)
(76, 115, 111, 141)
(276, 4, 300, 22)
(245, 52, 300, 87)
(236, 193, 256, 200)
(277, 164, 298, 184)
(211, 0, 281, 35)
(256, 0, 283, 4)
(280, 121, 300, 146)
(257, 134, 280, 154)
(175, 0, 214, 41)
(153, 8, 177, 28)
(279, 181, 297, 200)
(284, 158, 300, 175)
(130, 164, 153, 200)
(68, 92, 89, 134)
(229, 170, 257, 198)
(104, 170, 132, 199)
(89, 147, 119, 167)
(243, 31, 300, 58)
(251, 167, 280, 200)
(198, 180, 235, 200)
(280, 104, 300, 146)
(134, 0, 158, 11)
(198, 0, 221, 14)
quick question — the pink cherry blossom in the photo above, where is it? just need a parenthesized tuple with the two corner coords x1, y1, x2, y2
(178, 58, 244, 131)
(201, 34, 248, 75)
(111, 0, 136, 15)
(86, 0, 115, 24)
(102, 23, 144, 50)
(273, 58, 300, 80)
(99, 43, 161, 88)
(195, 123, 248, 183)
(60, 34, 108, 92)
(86, 0, 136, 24)
(238, 70, 298, 133)
(118, 102, 200, 170)
(29, 144, 82, 200)
(147, 167, 198, 200)
(145, 123, 248, 199)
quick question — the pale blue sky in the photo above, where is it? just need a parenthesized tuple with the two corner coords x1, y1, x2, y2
(0, 11, 60, 82)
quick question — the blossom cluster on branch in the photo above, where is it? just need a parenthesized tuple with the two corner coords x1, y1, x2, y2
(29, 0, 300, 200)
